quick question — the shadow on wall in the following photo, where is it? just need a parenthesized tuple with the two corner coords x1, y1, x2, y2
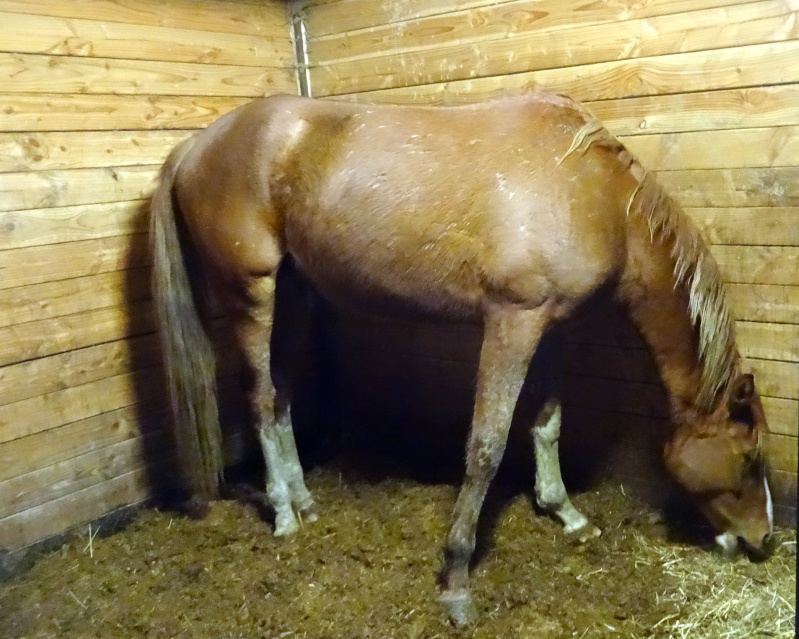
(125, 204, 182, 503)
(321, 299, 673, 495)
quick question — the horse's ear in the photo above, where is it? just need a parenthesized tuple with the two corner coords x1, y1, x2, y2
(728, 374, 755, 423)
(664, 434, 741, 493)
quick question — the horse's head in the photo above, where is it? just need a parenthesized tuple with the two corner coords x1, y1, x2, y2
(664, 374, 774, 559)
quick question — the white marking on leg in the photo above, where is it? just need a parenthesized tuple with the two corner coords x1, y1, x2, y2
(258, 428, 298, 536)
(275, 412, 316, 517)
(533, 402, 591, 533)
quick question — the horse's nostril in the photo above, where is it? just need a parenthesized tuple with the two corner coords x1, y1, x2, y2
(738, 535, 773, 562)
(762, 533, 778, 555)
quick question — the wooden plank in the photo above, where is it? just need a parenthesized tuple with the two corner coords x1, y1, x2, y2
(310, 2, 799, 91)
(761, 397, 799, 437)
(0, 268, 150, 328)
(737, 321, 799, 362)
(726, 284, 799, 326)
(563, 382, 794, 441)
(571, 345, 799, 403)
(710, 246, 799, 286)
(747, 359, 799, 401)
(589, 87, 799, 136)
(0, 0, 289, 38)
(342, 336, 797, 405)
(0, 53, 295, 97)
(562, 375, 668, 419)
(563, 343, 798, 404)
(763, 433, 798, 474)
(0, 466, 153, 550)
(346, 83, 799, 137)
(0, 11, 294, 67)
(0, 370, 240, 483)
(0, 200, 149, 250)
(561, 342, 658, 385)
(302, 0, 738, 40)
(0, 300, 155, 368)
(0, 402, 166, 483)
(0, 323, 236, 409)
(0, 234, 147, 290)
(623, 126, 799, 172)
(302, 0, 502, 36)
(685, 207, 799, 247)
(657, 167, 799, 208)
(0, 93, 249, 132)
(560, 345, 799, 406)
(591, 318, 799, 364)
(0, 431, 169, 519)
(311, 37, 799, 97)
(0, 131, 190, 173)
(0, 366, 162, 445)
(567, 313, 799, 362)
(767, 469, 798, 513)
(0, 165, 158, 212)
(0, 333, 160, 408)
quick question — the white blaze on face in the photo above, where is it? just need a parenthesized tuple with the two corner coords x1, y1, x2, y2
(764, 475, 774, 532)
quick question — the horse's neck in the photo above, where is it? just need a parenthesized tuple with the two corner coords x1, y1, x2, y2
(616, 216, 712, 419)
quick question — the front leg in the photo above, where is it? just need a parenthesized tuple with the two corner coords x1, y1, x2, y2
(440, 306, 548, 625)
(532, 398, 600, 540)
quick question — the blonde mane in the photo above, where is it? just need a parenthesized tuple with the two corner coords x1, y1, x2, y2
(629, 173, 739, 411)
(562, 118, 739, 413)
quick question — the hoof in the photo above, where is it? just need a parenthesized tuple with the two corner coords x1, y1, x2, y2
(183, 496, 210, 521)
(273, 510, 299, 537)
(567, 522, 602, 544)
(440, 590, 478, 626)
(297, 503, 319, 524)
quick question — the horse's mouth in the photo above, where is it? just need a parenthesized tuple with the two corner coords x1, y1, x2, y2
(716, 531, 776, 562)
(739, 535, 776, 562)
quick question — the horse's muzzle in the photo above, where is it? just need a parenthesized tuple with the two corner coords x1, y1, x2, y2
(715, 532, 776, 561)
(740, 533, 777, 562)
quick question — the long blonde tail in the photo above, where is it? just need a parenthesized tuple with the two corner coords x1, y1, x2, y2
(149, 139, 223, 499)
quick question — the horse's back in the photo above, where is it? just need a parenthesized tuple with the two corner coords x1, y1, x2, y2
(172, 93, 635, 316)
(278, 95, 633, 315)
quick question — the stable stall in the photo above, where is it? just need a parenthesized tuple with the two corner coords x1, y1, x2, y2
(0, 1, 796, 636)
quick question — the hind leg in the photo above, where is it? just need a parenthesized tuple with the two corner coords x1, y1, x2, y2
(272, 378, 317, 525)
(531, 398, 600, 539)
(235, 275, 315, 536)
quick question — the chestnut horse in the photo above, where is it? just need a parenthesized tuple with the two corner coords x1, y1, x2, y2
(150, 92, 773, 624)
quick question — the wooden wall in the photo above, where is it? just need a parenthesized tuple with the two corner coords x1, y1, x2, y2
(295, 0, 798, 523)
(0, 0, 296, 554)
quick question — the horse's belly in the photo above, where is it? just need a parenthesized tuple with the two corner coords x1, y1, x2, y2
(285, 217, 487, 319)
